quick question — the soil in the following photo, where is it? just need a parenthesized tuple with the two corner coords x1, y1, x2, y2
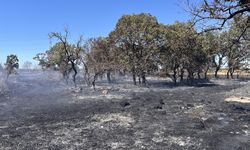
(0, 71, 249, 150)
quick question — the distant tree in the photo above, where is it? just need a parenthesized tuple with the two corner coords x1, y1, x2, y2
(22, 61, 33, 70)
(5, 54, 19, 78)
(33, 53, 49, 70)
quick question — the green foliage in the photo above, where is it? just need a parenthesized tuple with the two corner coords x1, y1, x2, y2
(110, 13, 161, 84)
(159, 22, 207, 81)
(33, 13, 250, 85)
(34, 28, 84, 87)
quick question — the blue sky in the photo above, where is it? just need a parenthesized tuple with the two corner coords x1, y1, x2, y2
(0, 0, 190, 67)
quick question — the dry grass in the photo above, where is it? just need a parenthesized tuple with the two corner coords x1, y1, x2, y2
(207, 69, 250, 76)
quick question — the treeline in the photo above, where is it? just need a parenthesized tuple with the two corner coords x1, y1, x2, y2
(34, 13, 250, 87)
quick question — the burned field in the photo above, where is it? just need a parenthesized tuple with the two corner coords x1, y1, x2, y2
(0, 71, 250, 150)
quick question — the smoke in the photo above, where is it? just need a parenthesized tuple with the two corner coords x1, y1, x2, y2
(0, 68, 8, 95)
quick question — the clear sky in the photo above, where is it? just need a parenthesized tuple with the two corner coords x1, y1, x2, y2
(0, 0, 190, 67)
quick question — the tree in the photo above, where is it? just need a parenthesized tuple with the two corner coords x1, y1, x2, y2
(200, 31, 218, 79)
(225, 18, 250, 78)
(89, 37, 116, 83)
(82, 37, 118, 90)
(33, 53, 49, 70)
(5, 54, 19, 78)
(110, 13, 161, 85)
(187, 0, 250, 33)
(187, 1, 250, 78)
(212, 32, 228, 78)
(48, 28, 83, 87)
(45, 42, 72, 81)
(22, 61, 33, 70)
(160, 22, 205, 83)
(159, 23, 184, 83)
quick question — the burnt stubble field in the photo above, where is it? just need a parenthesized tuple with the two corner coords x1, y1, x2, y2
(0, 71, 250, 150)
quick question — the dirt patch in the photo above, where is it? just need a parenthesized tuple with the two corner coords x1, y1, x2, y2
(90, 113, 135, 128)
(225, 96, 250, 104)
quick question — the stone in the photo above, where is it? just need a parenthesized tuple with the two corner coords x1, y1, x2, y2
(159, 99, 165, 105)
(120, 101, 130, 107)
(154, 105, 163, 109)
(186, 103, 195, 108)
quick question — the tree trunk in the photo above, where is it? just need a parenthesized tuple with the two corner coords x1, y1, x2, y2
(180, 68, 184, 82)
(173, 69, 177, 84)
(227, 69, 230, 79)
(141, 72, 146, 86)
(92, 73, 99, 91)
(72, 70, 77, 87)
(83, 63, 91, 86)
(71, 61, 77, 87)
(236, 71, 239, 79)
(230, 68, 234, 79)
(214, 56, 223, 78)
(132, 67, 137, 85)
(204, 67, 209, 79)
(215, 67, 220, 78)
(138, 76, 141, 85)
(107, 70, 111, 83)
(198, 72, 201, 80)
(133, 73, 136, 85)
(187, 70, 194, 80)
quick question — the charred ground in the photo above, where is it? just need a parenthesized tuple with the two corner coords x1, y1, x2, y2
(0, 71, 250, 150)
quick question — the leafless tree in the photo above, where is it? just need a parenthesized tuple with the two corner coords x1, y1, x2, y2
(186, 0, 249, 33)
(22, 61, 33, 70)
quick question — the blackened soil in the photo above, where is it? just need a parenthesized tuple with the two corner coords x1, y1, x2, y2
(0, 73, 249, 150)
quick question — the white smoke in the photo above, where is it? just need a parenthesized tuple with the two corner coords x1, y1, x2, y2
(0, 67, 8, 95)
